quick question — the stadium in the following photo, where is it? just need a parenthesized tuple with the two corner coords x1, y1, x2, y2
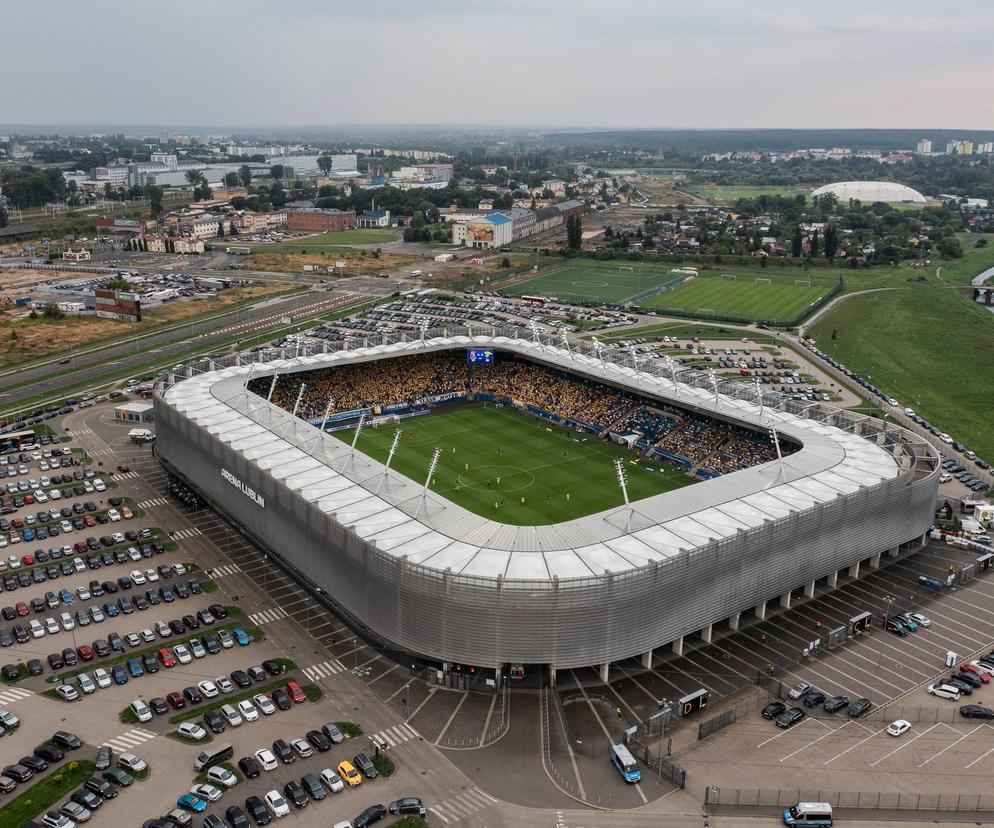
(153, 329, 940, 685)
(811, 180, 927, 203)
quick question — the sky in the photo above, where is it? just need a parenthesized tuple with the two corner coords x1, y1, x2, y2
(4, 0, 993, 129)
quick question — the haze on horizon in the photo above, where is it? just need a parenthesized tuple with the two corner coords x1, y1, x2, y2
(4, 0, 993, 131)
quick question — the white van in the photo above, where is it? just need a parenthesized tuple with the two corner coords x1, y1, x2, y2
(928, 683, 960, 701)
(783, 802, 833, 826)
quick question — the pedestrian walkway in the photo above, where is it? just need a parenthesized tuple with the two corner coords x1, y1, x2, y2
(0, 686, 33, 706)
(172, 527, 201, 540)
(102, 728, 156, 752)
(428, 787, 497, 824)
(66, 427, 93, 437)
(210, 563, 242, 579)
(371, 722, 420, 748)
(302, 659, 346, 681)
(115, 471, 140, 479)
(248, 607, 288, 625)
(138, 497, 169, 509)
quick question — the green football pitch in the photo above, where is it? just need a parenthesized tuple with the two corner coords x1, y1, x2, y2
(334, 404, 692, 526)
(501, 260, 680, 304)
(642, 273, 833, 322)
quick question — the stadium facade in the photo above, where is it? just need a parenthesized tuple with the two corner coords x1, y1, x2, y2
(153, 330, 940, 684)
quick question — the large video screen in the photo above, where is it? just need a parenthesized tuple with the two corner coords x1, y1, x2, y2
(467, 349, 494, 365)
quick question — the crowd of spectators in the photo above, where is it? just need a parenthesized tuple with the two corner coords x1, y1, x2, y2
(252, 350, 783, 478)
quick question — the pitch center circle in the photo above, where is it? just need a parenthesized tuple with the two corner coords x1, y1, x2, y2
(456, 464, 535, 492)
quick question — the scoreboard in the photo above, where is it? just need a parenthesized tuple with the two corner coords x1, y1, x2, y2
(467, 349, 494, 365)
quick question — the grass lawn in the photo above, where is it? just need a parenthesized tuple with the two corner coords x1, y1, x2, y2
(592, 321, 778, 344)
(643, 271, 834, 323)
(0, 759, 95, 825)
(501, 259, 682, 305)
(336, 404, 692, 526)
(691, 184, 813, 203)
(809, 284, 994, 460)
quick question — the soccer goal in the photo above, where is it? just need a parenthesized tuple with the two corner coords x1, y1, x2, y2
(755, 278, 772, 285)
(794, 279, 812, 287)
(696, 308, 717, 317)
(721, 274, 737, 281)
(619, 265, 635, 273)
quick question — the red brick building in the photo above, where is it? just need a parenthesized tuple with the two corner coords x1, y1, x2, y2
(287, 209, 358, 233)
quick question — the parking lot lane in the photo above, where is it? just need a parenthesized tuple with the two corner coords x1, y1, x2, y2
(820, 725, 885, 765)
(756, 715, 826, 749)
(869, 723, 948, 767)
(779, 719, 859, 763)
(917, 723, 989, 767)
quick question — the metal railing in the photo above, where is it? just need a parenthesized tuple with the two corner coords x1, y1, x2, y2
(705, 786, 994, 815)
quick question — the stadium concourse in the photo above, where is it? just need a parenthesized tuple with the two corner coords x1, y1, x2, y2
(252, 351, 787, 480)
(154, 330, 939, 686)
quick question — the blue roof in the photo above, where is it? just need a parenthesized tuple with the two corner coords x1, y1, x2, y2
(485, 213, 510, 225)
(363, 210, 387, 218)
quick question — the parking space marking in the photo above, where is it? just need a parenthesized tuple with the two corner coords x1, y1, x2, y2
(919, 723, 988, 767)
(869, 722, 945, 766)
(965, 738, 994, 768)
(821, 726, 883, 765)
(757, 716, 825, 748)
(779, 719, 855, 762)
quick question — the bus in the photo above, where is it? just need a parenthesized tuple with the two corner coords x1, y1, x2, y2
(520, 295, 546, 307)
(609, 743, 640, 783)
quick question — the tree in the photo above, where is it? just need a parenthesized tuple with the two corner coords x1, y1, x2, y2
(824, 224, 839, 259)
(566, 215, 582, 250)
(146, 185, 163, 216)
(0, 205, 7, 228)
(185, 169, 205, 188)
(791, 227, 802, 257)
(500, 256, 511, 268)
(217, 223, 225, 238)
(270, 164, 284, 180)
(317, 154, 333, 176)
(937, 236, 963, 258)
(224, 172, 241, 188)
(238, 165, 252, 188)
(809, 231, 819, 258)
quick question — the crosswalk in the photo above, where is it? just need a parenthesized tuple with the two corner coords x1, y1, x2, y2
(371, 722, 420, 749)
(249, 607, 288, 625)
(210, 563, 242, 578)
(115, 471, 139, 479)
(88, 448, 115, 457)
(138, 497, 169, 509)
(66, 427, 93, 437)
(302, 659, 346, 681)
(172, 527, 201, 540)
(102, 728, 156, 752)
(428, 788, 497, 824)
(0, 686, 33, 706)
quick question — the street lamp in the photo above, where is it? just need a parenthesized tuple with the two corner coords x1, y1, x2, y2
(877, 595, 894, 666)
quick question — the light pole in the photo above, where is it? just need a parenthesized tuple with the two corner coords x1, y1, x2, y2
(877, 595, 894, 666)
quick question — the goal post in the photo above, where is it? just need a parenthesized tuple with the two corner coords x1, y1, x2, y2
(721, 274, 737, 281)
(755, 278, 772, 285)
(794, 279, 812, 287)
(696, 308, 716, 317)
(618, 265, 635, 273)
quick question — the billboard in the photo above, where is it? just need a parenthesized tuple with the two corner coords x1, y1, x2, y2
(466, 223, 494, 243)
(95, 217, 147, 235)
(94, 288, 142, 322)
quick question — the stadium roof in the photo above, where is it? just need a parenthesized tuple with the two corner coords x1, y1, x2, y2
(162, 335, 909, 582)
(811, 181, 927, 203)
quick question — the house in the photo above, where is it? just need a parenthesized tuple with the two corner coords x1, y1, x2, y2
(358, 210, 391, 228)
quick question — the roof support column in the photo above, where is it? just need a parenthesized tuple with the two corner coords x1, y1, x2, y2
(827, 571, 838, 588)
(870, 552, 882, 569)
(728, 611, 741, 631)
(848, 560, 860, 579)
(598, 662, 610, 684)
(755, 601, 767, 621)
(701, 623, 713, 644)
(640, 649, 653, 669)
(779, 590, 792, 609)
(890, 545, 901, 558)
(548, 666, 557, 688)
(804, 579, 816, 599)
(672, 636, 684, 656)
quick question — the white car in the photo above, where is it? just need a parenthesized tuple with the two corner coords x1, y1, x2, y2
(191, 783, 223, 803)
(93, 479, 107, 492)
(886, 719, 911, 737)
(189, 639, 207, 659)
(139, 628, 155, 643)
(787, 680, 812, 700)
(34, 490, 49, 503)
(206, 766, 238, 788)
(76, 586, 91, 601)
(198, 680, 219, 699)
(118, 752, 147, 773)
(939, 473, 952, 483)
(320, 768, 344, 793)
(108, 509, 121, 522)
(907, 612, 931, 628)
(216, 630, 234, 649)
(128, 547, 142, 562)
(264, 790, 290, 818)
(928, 683, 960, 701)
(253, 694, 276, 715)
(255, 748, 278, 772)
(174, 644, 192, 664)
(44, 616, 60, 635)
(93, 667, 112, 688)
(56, 684, 80, 701)
(940, 433, 953, 444)
(237, 699, 259, 722)
(177, 721, 208, 741)
(29, 619, 46, 638)
(174, 563, 188, 576)
(77, 673, 97, 694)
(130, 570, 147, 585)
(60, 520, 73, 534)
(131, 699, 152, 722)
(220, 704, 243, 727)
(970, 661, 994, 676)
(145, 568, 160, 582)
(155, 620, 171, 637)
(215, 676, 234, 694)
(111, 532, 125, 544)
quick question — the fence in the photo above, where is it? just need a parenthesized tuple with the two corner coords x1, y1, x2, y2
(697, 689, 781, 740)
(628, 737, 687, 788)
(704, 786, 994, 816)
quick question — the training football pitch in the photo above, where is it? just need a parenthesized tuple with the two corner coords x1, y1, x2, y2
(642, 273, 833, 322)
(334, 404, 692, 526)
(501, 260, 680, 304)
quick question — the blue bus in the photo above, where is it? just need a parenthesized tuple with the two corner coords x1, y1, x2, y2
(610, 743, 640, 783)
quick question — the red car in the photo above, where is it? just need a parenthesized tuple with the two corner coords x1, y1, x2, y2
(20, 554, 35, 566)
(83, 516, 96, 527)
(287, 679, 306, 704)
(10, 519, 23, 529)
(15, 601, 29, 617)
(116, 465, 130, 473)
(962, 664, 992, 683)
(158, 648, 177, 668)
(166, 691, 186, 709)
(77, 644, 94, 662)
(74, 541, 88, 553)
(23, 495, 34, 505)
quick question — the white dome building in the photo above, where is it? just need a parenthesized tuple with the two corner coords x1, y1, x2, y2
(811, 181, 927, 203)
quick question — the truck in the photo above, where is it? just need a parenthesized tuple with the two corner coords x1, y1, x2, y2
(128, 428, 155, 444)
(225, 246, 251, 255)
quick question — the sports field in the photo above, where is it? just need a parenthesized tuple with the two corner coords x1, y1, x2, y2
(501, 260, 680, 305)
(335, 404, 692, 525)
(642, 272, 833, 322)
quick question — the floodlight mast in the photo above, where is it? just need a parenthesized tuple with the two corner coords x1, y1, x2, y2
(374, 429, 404, 494)
(290, 383, 308, 418)
(266, 368, 280, 402)
(614, 458, 632, 533)
(770, 426, 785, 482)
(754, 377, 764, 419)
(561, 331, 574, 363)
(710, 369, 720, 407)
(319, 398, 335, 433)
(414, 447, 442, 518)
